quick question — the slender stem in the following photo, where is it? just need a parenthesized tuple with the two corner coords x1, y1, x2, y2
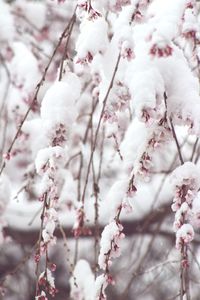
(164, 92, 184, 165)
(169, 116, 184, 165)
(81, 53, 121, 209)
(190, 137, 198, 162)
(35, 193, 48, 296)
(58, 9, 76, 81)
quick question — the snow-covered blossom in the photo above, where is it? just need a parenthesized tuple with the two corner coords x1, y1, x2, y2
(42, 208, 58, 244)
(98, 221, 124, 269)
(94, 274, 108, 300)
(176, 223, 194, 250)
(73, 206, 92, 237)
(75, 18, 108, 65)
(171, 162, 200, 212)
(35, 146, 68, 175)
(34, 72, 81, 292)
(37, 268, 58, 298)
(182, 3, 198, 39)
(106, 179, 135, 219)
(35, 290, 48, 300)
(171, 162, 200, 263)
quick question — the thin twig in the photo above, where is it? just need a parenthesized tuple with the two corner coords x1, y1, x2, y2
(190, 137, 198, 162)
(58, 8, 76, 81)
(81, 53, 121, 209)
(164, 92, 184, 165)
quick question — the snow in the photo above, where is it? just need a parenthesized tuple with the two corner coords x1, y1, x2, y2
(127, 66, 165, 121)
(75, 17, 108, 63)
(106, 179, 128, 219)
(41, 76, 80, 124)
(59, 170, 77, 207)
(22, 119, 47, 156)
(15, 0, 47, 30)
(2, 1, 200, 298)
(9, 42, 40, 91)
(0, 2, 15, 42)
(0, 175, 11, 215)
(42, 220, 56, 243)
(70, 259, 95, 300)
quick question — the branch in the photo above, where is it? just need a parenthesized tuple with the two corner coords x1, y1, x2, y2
(4, 203, 172, 245)
(164, 92, 184, 165)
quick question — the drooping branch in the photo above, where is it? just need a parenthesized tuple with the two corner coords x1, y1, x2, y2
(4, 203, 172, 245)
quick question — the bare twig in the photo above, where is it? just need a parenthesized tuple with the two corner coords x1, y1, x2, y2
(164, 92, 184, 165)
(58, 8, 76, 81)
(81, 53, 121, 209)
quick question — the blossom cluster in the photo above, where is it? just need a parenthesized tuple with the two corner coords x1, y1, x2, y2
(34, 72, 81, 297)
(171, 162, 200, 253)
(98, 221, 125, 270)
(36, 268, 58, 299)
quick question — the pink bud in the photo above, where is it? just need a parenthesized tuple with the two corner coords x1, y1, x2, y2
(50, 263, 57, 272)
(3, 152, 10, 161)
(34, 254, 40, 263)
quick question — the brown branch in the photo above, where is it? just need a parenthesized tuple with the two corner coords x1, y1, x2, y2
(4, 203, 172, 245)
(58, 7, 77, 81)
(81, 53, 121, 208)
(5, 205, 200, 246)
(190, 137, 199, 162)
(164, 92, 184, 165)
